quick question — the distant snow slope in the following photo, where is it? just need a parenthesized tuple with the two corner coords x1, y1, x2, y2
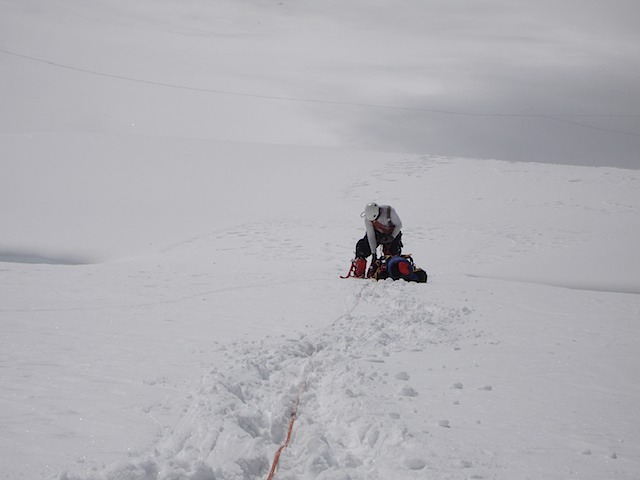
(1, 136, 638, 479)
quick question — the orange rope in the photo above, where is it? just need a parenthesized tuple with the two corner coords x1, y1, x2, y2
(266, 395, 300, 480)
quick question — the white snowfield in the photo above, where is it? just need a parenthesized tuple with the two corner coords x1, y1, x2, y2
(1, 146, 639, 480)
(2, 1, 640, 479)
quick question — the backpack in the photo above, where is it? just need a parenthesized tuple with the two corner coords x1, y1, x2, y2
(371, 255, 428, 283)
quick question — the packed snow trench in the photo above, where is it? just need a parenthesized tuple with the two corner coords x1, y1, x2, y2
(59, 281, 477, 480)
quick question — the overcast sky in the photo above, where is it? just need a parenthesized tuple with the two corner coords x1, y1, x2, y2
(318, 0, 640, 168)
(1, 0, 638, 168)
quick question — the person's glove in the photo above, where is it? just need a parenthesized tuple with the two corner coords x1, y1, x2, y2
(367, 254, 379, 278)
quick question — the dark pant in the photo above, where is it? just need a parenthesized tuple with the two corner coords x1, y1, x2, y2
(356, 231, 403, 259)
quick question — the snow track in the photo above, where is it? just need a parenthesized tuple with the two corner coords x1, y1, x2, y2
(62, 281, 473, 480)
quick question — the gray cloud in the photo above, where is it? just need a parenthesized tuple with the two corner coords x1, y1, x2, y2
(324, 0, 640, 168)
(342, 65, 640, 167)
(2, 0, 638, 168)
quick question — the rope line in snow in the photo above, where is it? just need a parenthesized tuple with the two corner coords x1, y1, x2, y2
(265, 284, 367, 479)
(266, 386, 304, 480)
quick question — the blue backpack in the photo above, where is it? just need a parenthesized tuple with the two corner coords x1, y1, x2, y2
(375, 255, 427, 283)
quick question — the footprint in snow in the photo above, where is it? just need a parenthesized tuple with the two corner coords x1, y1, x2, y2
(399, 385, 418, 397)
(403, 457, 427, 470)
(395, 371, 410, 381)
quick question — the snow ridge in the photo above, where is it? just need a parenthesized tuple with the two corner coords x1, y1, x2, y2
(62, 281, 472, 480)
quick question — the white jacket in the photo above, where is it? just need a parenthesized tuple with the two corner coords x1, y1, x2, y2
(365, 205, 402, 254)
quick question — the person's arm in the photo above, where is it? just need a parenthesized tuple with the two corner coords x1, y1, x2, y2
(390, 208, 403, 238)
(365, 220, 377, 257)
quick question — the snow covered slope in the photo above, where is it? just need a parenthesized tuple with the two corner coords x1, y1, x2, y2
(1, 141, 639, 479)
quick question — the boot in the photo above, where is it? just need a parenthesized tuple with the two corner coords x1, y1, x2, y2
(354, 258, 367, 278)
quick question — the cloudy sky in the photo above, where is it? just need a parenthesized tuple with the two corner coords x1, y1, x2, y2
(300, 0, 640, 167)
(1, 0, 638, 168)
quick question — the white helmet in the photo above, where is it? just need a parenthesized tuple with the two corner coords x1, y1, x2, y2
(362, 202, 380, 221)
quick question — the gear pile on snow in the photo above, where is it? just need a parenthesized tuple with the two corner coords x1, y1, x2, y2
(342, 254, 428, 283)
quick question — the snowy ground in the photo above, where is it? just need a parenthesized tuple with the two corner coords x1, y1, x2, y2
(2, 1, 640, 479)
(2, 149, 639, 480)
